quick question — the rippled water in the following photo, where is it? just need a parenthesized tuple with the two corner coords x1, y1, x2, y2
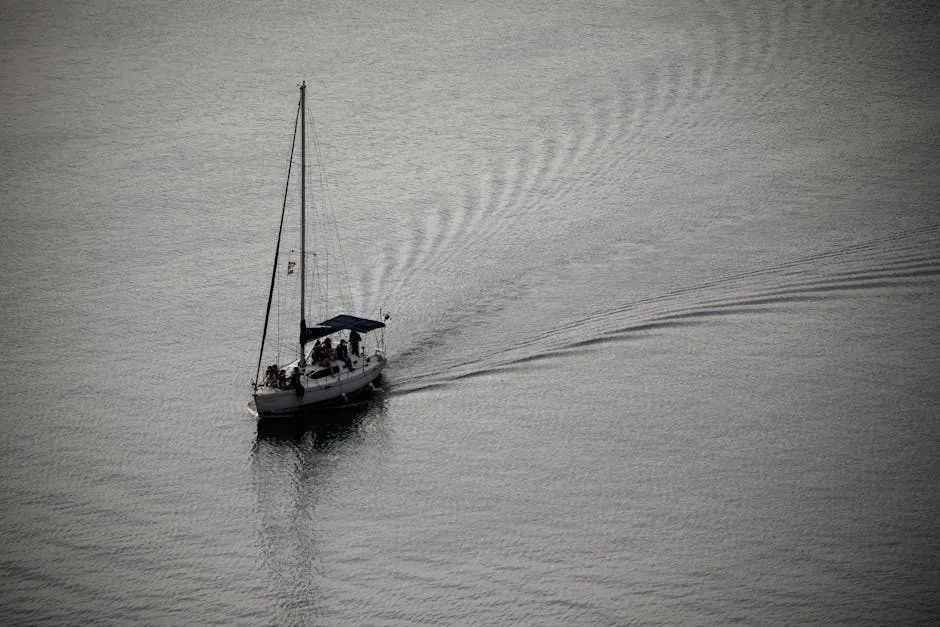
(1, 0, 938, 623)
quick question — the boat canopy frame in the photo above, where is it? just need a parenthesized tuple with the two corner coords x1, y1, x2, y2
(301, 314, 386, 344)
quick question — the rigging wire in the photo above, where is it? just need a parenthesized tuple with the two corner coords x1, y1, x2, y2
(310, 113, 354, 314)
(276, 110, 304, 365)
(254, 97, 301, 386)
(258, 89, 379, 388)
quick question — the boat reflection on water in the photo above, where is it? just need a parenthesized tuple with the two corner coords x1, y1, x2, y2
(250, 386, 390, 623)
(254, 382, 389, 443)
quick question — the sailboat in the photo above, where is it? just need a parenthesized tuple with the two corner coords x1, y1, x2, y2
(251, 82, 388, 418)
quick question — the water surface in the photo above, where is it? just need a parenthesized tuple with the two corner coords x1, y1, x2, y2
(1, 0, 938, 623)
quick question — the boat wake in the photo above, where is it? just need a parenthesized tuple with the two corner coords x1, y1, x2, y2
(386, 223, 940, 397)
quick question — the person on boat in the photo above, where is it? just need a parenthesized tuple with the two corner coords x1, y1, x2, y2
(323, 337, 333, 360)
(336, 339, 353, 370)
(311, 339, 323, 363)
(290, 367, 304, 397)
(264, 364, 278, 387)
(277, 369, 288, 389)
(349, 329, 362, 357)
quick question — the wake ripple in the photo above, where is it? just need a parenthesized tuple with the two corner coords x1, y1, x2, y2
(389, 224, 940, 396)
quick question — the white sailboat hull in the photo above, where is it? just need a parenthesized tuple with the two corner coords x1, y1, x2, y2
(253, 352, 387, 418)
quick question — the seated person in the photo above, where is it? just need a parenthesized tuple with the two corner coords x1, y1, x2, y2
(310, 339, 323, 363)
(263, 364, 278, 387)
(336, 339, 353, 370)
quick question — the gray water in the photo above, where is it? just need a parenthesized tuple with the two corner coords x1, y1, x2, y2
(2, 1, 938, 624)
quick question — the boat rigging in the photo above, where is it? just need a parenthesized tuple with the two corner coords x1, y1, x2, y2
(251, 82, 388, 417)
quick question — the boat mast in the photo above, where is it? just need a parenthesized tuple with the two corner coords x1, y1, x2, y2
(299, 81, 307, 366)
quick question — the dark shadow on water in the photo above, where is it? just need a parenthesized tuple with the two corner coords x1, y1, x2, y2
(255, 380, 389, 445)
(249, 383, 390, 623)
